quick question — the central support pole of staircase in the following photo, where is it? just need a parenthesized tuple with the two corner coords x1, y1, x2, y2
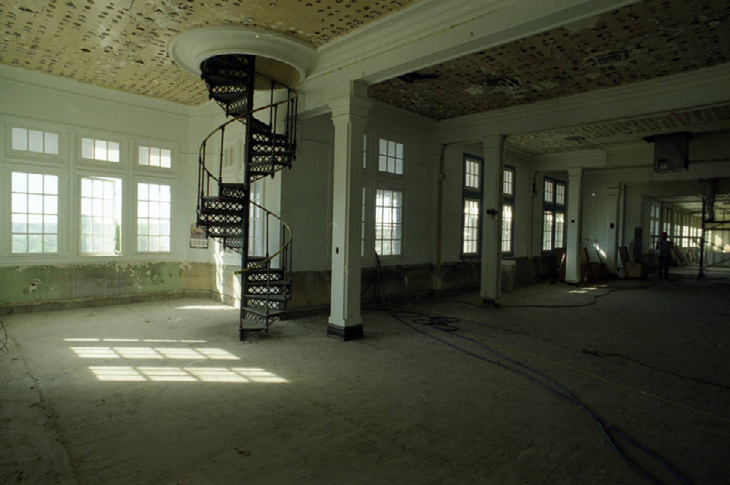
(327, 83, 371, 341)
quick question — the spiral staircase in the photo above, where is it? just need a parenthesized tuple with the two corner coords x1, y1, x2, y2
(195, 54, 297, 340)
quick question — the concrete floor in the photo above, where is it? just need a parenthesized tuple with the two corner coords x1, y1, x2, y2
(1, 280, 729, 485)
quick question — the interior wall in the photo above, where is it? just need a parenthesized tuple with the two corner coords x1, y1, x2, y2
(0, 67, 213, 310)
(582, 159, 730, 271)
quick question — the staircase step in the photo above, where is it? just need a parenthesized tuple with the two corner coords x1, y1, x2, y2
(243, 307, 286, 318)
(248, 160, 290, 170)
(198, 221, 243, 228)
(245, 267, 285, 275)
(246, 294, 288, 302)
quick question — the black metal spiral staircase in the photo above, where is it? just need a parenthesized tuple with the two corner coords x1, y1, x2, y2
(195, 54, 297, 340)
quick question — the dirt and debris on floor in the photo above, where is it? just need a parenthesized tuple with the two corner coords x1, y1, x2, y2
(1, 280, 729, 484)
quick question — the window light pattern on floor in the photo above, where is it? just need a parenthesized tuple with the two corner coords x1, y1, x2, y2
(71, 346, 240, 360)
(89, 367, 287, 383)
(64, 338, 207, 343)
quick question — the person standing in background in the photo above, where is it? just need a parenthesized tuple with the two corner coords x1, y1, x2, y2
(656, 232, 673, 280)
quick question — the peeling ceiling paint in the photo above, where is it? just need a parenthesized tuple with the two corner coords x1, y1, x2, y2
(0, 0, 420, 105)
(506, 104, 730, 155)
(369, 0, 730, 120)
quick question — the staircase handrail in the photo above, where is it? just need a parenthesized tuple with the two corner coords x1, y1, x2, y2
(234, 199, 293, 275)
(198, 92, 298, 185)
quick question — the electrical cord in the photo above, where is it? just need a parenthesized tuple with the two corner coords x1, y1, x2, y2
(373, 254, 691, 484)
(439, 283, 730, 391)
(387, 309, 690, 484)
(427, 306, 730, 392)
(443, 282, 658, 309)
(0, 316, 9, 354)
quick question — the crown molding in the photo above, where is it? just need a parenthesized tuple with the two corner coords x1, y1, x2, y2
(0, 65, 190, 117)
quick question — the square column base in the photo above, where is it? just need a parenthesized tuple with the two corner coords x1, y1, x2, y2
(326, 323, 364, 341)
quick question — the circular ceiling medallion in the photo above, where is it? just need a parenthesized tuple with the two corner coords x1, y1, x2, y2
(169, 27, 316, 86)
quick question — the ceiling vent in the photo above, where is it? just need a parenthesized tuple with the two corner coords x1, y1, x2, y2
(644, 131, 693, 173)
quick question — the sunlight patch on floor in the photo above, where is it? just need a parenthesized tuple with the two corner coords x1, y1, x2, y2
(70, 346, 240, 360)
(89, 366, 288, 383)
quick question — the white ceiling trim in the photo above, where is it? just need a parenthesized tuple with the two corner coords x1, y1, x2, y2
(309, 0, 642, 85)
(435, 63, 730, 144)
(169, 27, 316, 83)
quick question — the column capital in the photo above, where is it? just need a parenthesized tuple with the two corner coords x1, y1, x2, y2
(567, 166, 584, 178)
(329, 81, 372, 120)
(480, 134, 505, 150)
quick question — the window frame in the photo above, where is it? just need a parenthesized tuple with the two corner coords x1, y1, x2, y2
(5, 120, 67, 165)
(461, 153, 484, 259)
(376, 136, 405, 176)
(76, 131, 126, 169)
(9, 170, 62, 256)
(542, 176, 567, 253)
(77, 174, 124, 257)
(134, 179, 173, 255)
(374, 186, 405, 258)
(502, 165, 515, 256)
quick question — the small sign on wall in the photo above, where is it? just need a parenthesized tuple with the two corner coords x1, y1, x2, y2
(190, 224, 208, 249)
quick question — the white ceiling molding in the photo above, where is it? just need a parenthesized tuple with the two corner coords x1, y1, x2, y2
(436, 63, 730, 145)
(169, 27, 316, 85)
(533, 150, 608, 171)
(0, 65, 190, 118)
(309, 0, 642, 85)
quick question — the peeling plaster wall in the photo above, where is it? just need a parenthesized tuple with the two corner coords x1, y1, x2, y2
(0, 66, 217, 311)
(0, 262, 213, 313)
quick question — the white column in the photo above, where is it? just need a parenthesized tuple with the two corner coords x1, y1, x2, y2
(327, 83, 371, 341)
(604, 187, 620, 273)
(480, 135, 505, 303)
(565, 167, 584, 283)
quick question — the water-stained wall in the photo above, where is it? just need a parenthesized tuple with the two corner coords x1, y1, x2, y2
(0, 262, 212, 313)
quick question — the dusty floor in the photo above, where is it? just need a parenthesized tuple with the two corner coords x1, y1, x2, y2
(1, 279, 729, 485)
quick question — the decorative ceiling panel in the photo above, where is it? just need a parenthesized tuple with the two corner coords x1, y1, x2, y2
(369, 0, 730, 120)
(0, 0, 420, 105)
(507, 104, 730, 155)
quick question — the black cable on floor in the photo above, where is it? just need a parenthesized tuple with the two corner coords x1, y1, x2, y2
(413, 305, 730, 392)
(373, 255, 690, 484)
(444, 282, 658, 309)
(0, 317, 9, 354)
(439, 283, 730, 391)
(389, 309, 691, 485)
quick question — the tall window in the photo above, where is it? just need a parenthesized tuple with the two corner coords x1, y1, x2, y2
(378, 138, 404, 175)
(462, 155, 483, 257)
(11, 172, 59, 253)
(542, 178, 566, 252)
(80, 177, 122, 255)
(464, 200, 480, 254)
(375, 188, 403, 256)
(138, 146, 172, 168)
(663, 207, 672, 236)
(12, 128, 59, 155)
(542, 211, 554, 252)
(137, 183, 171, 253)
(502, 166, 515, 254)
(361, 187, 367, 257)
(649, 204, 660, 245)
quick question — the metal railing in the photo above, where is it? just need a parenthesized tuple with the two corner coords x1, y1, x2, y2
(196, 90, 298, 213)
